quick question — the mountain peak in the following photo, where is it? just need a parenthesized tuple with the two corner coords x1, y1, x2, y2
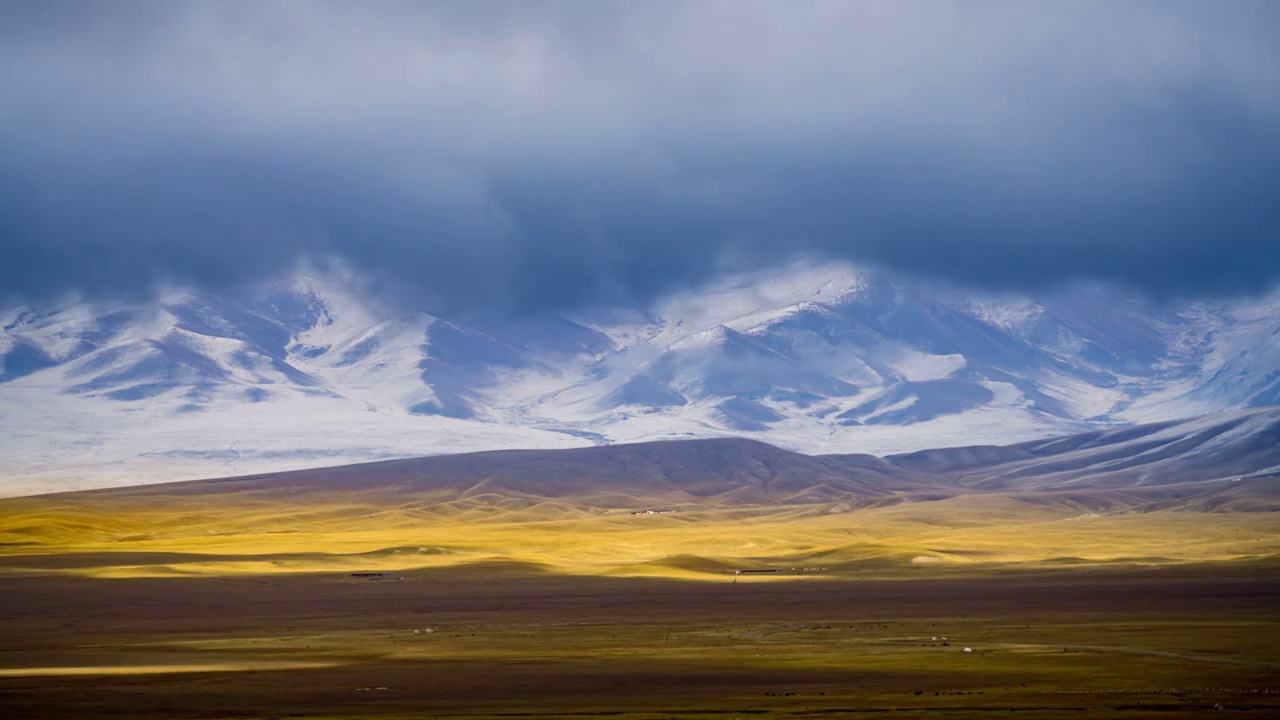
(2, 263, 1278, 495)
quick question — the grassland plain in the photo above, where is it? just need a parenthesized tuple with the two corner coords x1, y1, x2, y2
(3, 482, 1280, 719)
(3, 488, 1279, 578)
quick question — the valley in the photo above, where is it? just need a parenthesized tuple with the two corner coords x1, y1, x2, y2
(2, 561, 1278, 719)
(2, 416, 1279, 717)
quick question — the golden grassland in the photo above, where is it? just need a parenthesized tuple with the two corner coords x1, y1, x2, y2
(2, 489, 1278, 578)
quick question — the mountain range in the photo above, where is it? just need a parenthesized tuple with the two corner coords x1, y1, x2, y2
(2, 260, 1278, 496)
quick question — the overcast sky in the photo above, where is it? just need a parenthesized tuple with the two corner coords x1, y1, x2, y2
(2, 1, 1278, 313)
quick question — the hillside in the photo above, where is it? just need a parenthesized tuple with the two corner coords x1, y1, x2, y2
(2, 409, 1278, 581)
(12, 407, 1278, 512)
(881, 406, 1280, 508)
(30, 406, 1269, 504)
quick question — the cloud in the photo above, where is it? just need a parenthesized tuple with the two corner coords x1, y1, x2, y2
(2, 0, 1278, 313)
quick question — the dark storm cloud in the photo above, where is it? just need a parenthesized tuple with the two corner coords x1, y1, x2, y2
(2, 0, 1279, 312)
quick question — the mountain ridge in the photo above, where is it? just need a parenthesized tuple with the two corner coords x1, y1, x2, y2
(20, 407, 1279, 515)
(2, 261, 1279, 495)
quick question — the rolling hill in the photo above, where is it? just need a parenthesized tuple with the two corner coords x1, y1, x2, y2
(7, 407, 1278, 514)
(878, 406, 1280, 506)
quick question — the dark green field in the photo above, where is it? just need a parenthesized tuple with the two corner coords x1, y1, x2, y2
(3, 561, 1279, 719)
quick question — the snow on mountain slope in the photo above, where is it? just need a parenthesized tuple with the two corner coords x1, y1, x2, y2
(1, 259, 1278, 496)
(884, 406, 1280, 493)
(1188, 295, 1280, 409)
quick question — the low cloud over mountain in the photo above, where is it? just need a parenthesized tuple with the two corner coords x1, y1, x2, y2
(3, 1, 1279, 312)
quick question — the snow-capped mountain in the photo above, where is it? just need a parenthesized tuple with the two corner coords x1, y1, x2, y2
(2, 260, 1278, 496)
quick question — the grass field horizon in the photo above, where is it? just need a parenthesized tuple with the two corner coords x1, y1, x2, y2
(4, 431, 1279, 580)
(4, 488, 1280, 580)
(4, 434, 1280, 718)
